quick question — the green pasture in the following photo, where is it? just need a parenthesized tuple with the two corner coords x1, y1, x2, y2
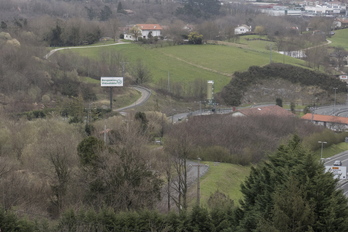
(69, 41, 306, 93)
(238, 35, 272, 50)
(330, 28, 348, 50)
(188, 161, 251, 207)
(192, 142, 348, 208)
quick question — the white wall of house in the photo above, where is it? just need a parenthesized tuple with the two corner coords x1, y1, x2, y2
(124, 33, 136, 40)
(124, 28, 162, 41)
(140, 30, 161, 39)
(234, 25, 251, 35)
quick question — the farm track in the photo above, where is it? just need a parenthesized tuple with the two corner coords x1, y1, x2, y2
(158, 51, 232, 77)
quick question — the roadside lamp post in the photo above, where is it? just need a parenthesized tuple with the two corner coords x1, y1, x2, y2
(318, 141, 327, 160)
(191, 158, 202, 206)
(197, 157, 201, 206)
(346, 84, 348, 105)
(333, 87, 338, 114)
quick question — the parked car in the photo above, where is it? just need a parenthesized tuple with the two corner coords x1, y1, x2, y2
(333, 160, 342, 166)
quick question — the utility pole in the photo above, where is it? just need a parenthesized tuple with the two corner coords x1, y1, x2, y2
(270, 44, 273, 64)
(168, 71, 170, 92)
(191, 158, 203, 206)
(110, 87, 113, 110)
(333, 87, 338, 115)
(318, 141, 327, 160)
(197, 158, 201, 206)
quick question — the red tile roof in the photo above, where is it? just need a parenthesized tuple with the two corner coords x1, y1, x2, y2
(235, 105, 294, 117)
(136, 24, 163, 30)
(302, 113, 348, 124)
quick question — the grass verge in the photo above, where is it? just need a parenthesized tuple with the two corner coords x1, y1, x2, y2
(188, 161, 251, 208)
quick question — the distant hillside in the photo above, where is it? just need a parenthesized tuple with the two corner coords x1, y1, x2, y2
(71, 42, 306, 97)
(220, 63, 347, 106)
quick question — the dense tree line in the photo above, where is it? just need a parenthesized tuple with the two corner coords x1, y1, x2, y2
(2, 136, 348, 231)
(176, 0, 221, 19)
(221, 63, 347, 106)
(45, 22, 101, 46)
(164, 113, 344, 165)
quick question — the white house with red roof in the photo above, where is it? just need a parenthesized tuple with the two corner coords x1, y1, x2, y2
(124, 24, 163, 41)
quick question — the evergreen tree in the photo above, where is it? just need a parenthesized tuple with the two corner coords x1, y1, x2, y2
(117, 2, 124, 13)
(188, 206, 215, 232)
(236, 135, 348, 231)
(100, 5, 112, 21)
(135, 111, 148, 133)
(176, 0, 221, 19)
(276, 98, 283, 107)
(0, 21, 7, 30)
(49, 24, 63, 47)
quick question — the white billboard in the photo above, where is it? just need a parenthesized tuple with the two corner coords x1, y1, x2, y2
(101, 77, 123, 87)
(325, 166, 347, 180)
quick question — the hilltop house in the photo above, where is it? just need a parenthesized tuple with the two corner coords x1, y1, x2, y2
(234, 25, 252, 35)
(124, 24, 163, 41)
(231, 105, 294, 117)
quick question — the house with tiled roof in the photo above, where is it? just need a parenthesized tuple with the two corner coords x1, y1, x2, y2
(234, 25, 252, 35)
(123, 24, 163, 41)
(334, 18, 348, 28)
(231, 105, 294, 117)
(302, 113, 348, 131)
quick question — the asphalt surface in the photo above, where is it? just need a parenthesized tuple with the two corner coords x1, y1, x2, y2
(44, 41, 130, 59)
(313, 104, 348, 117)
(324, 151, 348, 196)
(157, 160, 209, 212)
(114, 86, 151, 112)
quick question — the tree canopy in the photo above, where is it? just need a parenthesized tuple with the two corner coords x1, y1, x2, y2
(235, 135, 348, 232)
(176, 0, 221, 19)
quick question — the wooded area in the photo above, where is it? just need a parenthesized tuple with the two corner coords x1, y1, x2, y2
(0, 0, 348, 230)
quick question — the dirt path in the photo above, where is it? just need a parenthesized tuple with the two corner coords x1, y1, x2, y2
(158, 51, 232, 77)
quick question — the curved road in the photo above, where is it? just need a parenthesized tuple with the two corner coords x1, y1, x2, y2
(44, 42, 152, 111)
(115, 86, 152, 112)
(44, 41, 130, 59)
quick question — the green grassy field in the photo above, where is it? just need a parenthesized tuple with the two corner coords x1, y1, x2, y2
(330, 28, 348, 50)
(187, 161, 251, 207)
(188, 142, 348, 209)
(69, 41, 306, 93)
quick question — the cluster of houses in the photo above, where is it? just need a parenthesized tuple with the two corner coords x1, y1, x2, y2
(121, 23, 253, 41)
(221, 0, 348, 17)
(229, 105, 348, 132)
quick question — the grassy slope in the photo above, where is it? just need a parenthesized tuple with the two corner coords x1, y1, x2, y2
(186, 142, 348, 208)
(71, 41, 306, 93)
(188, 162, 250, 207)
(315, 142, 348, 158)
(329, 28, 348, 49)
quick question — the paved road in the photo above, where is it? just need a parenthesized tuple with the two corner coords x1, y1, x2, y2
(324, 151, 348, 196)
(157, 160, 209, 212)
(114, 86, 152, 112)
(44, 41, 130, 59)
(44, 42, 152, 112)
(311, 104, 348, 117)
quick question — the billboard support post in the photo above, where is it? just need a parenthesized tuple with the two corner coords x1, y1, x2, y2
(110, 87, 113, 110)
(101, 77, 124, 110)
